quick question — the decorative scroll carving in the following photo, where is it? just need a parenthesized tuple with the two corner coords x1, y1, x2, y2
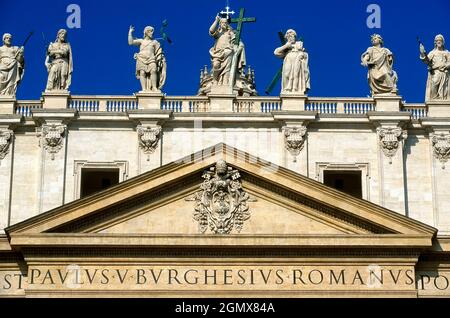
(137, 125, 161, 161)
(284, 126, 307, 162)
(376, 127, 406, 163)
(186, 160, 254, 234)
(432, 132, 450, 169)
(0, 129, 13, 161)
(37, 124, 66, 160)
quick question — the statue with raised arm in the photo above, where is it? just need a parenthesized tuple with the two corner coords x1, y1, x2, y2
(361, 34, 398, 95)
(274, 29, 310, 94)
(209, 15, 246, 86)
(45, 29, 73, 91)
(419, 34, 450, 101)
(0, 33, 25, 97)
(128, 25, 166, 92)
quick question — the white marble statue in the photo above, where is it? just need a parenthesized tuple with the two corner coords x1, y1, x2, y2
(209, 16, 246, 86)
(361, 34, 398, 95)
(274, 29, 310, 94)
(45, 29, 73, 92)
(0, 33, 25, 97)
(128, 25, 166, 92)
(420, 34, 450, 100)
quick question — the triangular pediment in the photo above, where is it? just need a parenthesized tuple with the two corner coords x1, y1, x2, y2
(95, 189, 350, 235)
(5, 143, 436, 249)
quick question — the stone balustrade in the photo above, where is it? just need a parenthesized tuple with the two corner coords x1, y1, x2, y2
(4, 94, 428, 119)
(305, 97, 376, 114)
(14, 100, 43, 116)
(402, 103, 428, 119)
(161, 96, 210, 112)
(69, 96, 138, 112)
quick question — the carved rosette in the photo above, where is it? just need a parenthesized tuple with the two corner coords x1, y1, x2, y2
(376, 127, 406, 163)
(0, 129, 13, 161)
(432, 132, 450, 169)
(37, 124, 66, 160)
(186, 160, 254, 234)
(284, 126, 307, 162)
(137, 125, 161, 161)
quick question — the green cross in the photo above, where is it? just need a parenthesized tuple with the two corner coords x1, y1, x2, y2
(230, 8, 256, 45)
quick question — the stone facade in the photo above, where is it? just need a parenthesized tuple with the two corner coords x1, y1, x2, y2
(1, 94, 449, 233)
(1, 93, 450, 298)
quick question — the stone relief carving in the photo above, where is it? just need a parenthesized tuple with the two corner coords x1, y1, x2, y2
(186, 160, 254, 234)
(431, 132, 450, 169)
(0, 129, 13, 161)
(274, 29, 311, 95)
(361, 34, 398, 95)
(376, 127, 406, 163)
(37, 124, 66, 160)
(284, 126, 307, 162)
(419, 34, 450, 101)
(137, 125, 161, 160)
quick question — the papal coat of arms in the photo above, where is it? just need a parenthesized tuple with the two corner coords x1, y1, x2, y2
(186, 160, 254, 234)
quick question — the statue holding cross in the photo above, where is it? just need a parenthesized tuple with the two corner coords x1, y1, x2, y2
(208, 15, 243, 87)
(207, 7, 256, 90)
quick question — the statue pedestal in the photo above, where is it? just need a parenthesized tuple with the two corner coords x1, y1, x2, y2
(0, 96, 16, 114)
(426, 100, 450, 117)
(280, 93, 307, 111)
(135, 92, 164, 110)
(207, 84, 235, 112)
(209, 84, 233, 95)
(42, 91, 70, 109)
(208, 94, 236, 112)
(373, 94, 401, 112)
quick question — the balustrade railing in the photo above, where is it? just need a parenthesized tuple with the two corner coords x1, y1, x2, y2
(161, 96, 210, 112)
(402, 103, 427, 119)
(232, 97, 281, 113)
(13, 96, 431, 120)
(69, 96, 138, 112)
(14, 101, 43, 117)
(306, 97, 375, 114)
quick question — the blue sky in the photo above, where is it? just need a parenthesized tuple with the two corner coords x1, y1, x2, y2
(1, 0, 449, 102)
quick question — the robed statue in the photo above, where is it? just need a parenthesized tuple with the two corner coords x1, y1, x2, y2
(45, 29, 73, 91)
(208, 15, 246, 86)
(361, 34, 398, 95)
(419, 34, 450, 100)
(0, 33, 25, 96)
(274, 29, 310, 94)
